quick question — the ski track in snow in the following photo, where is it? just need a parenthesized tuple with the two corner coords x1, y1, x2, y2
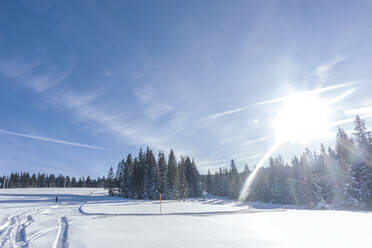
(0, 206, 68, 248)
(26, 225, 59, 244)
(0, 189, 296, 247)
(0, 209, 36, 248)
(78, 202, 283, 217)
(53, 216, 69, 248)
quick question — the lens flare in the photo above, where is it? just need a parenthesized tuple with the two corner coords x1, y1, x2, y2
(238, 142, 280, 201)
(239, 94, 333, 201)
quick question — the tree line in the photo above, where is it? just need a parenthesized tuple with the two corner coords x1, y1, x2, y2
(106, 147, 202, 200)
(3, 115, 371, 209)
(1, 172, 106, 188)
(204, 115, 372, 209)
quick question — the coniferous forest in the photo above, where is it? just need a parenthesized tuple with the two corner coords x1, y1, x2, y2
(204, 115, 372, 210)
(1, 173, 106, 188)
(3, 115, 371, 210)
(109, 115, 372, 210)
(106, 147, 202, 200)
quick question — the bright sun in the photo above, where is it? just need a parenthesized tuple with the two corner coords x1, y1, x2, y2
(274, 94, 331, 144)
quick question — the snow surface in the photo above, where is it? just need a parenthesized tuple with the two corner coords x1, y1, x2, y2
(0, 188, 371, 248)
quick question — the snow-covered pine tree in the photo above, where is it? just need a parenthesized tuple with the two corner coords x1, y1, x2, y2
(335, 128, 353, 206)
(351, 115, 372, 208)
(131, 156, 144, 199)
(343, 117, 369, 208)
(363, 131, 372, 208)
(229, 160, 241, 199)
(184, 157, 200, 197)
(144, 147, 159, 199)
(299, 150, 322, 208)
(176, 157, 188, 200)
(353, 115, 368, 153)
(107, 166, 115, 193)
(192, 158, 202, 197)
(120, 154, 133, 198)
(115, 160, 124, 193)
(206, 170, 214, 194)
(314, 144, 333, 206)
(167, 150, 178, 199)
(158, 151, 168, 198)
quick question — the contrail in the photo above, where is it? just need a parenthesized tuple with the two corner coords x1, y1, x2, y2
(240, 136, 269, 146)
(204, 82, 356, 120)
(328, 89, 355, 104)
(0, 129, 110, 151)
(208, 153, 265, 171)
(329, 114, 372, 127)
(344, 106, 372, 115)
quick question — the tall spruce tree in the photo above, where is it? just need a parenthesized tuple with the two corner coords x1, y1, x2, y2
(206, 170, 214, 194)
(120, 154, 133, 198)
(229, 160, 241, 199)
(144, 147, 159, 199)
(176, 157, 188, 200)
(167, 150, 178, 199)
(107, 166, 114, 191)
(158, 151, 168, 196)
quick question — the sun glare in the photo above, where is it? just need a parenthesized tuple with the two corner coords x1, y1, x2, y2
(239, 93, 333, 201)
(274, 94, 331, 144)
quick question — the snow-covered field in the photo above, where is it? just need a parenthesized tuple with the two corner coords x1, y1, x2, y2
(0, 188, 371, 248)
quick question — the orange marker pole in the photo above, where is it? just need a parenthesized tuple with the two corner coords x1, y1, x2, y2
(160, 193, 162, 214)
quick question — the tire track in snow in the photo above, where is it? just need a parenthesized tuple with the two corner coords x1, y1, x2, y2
(53, 216, 69, 248)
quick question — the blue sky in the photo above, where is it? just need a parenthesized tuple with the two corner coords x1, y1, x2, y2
(1, 0, 372, 177)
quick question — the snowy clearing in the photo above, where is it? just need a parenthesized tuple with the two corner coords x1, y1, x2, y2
(0, 188, 371, 248)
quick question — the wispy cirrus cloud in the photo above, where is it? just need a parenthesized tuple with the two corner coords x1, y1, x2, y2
(314, 57, 344, 82)
(330, 114, 372, 127)
(208, 152, 265, 171)
(5, 57, 357, 173)
(240, 136, 269, 147)
(204, 82, 356, 120)
(328, 88, 356, 104)
(344, 106, 372, 116)
(0, 58, 73, 92)
(28, 67, 74, 93)
(0, 129, 110, 151)
(0, 59, 39, 78)
(133, 85, 173, 120)
(0, 59, 198, 162)
(49, 89, 194, 157)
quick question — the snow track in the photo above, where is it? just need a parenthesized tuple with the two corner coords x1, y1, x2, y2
(53, 216, 69, 248)
(78, 201, 283, 217)
(5, 188, 358, 248)
(26, 225, 59, 244)
(0, 211, 34, 248)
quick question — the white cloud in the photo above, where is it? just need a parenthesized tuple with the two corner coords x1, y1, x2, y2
(27, 67, 74, 92)
(344, 106, 372, 116)
(328, 89, 356, 104)
(49, 90, 194, 157)
(0, 129, 110, 151)
(104, 69, 117, 78)
(240, 136, 269, 146)
(0, 59, 39, 78)
(134, 85, 173, 119)
(330, 114, 372, 127)
(204, 82, 355, 120)
(0, 58, 73, 92)
(314, 57, 344, 82)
